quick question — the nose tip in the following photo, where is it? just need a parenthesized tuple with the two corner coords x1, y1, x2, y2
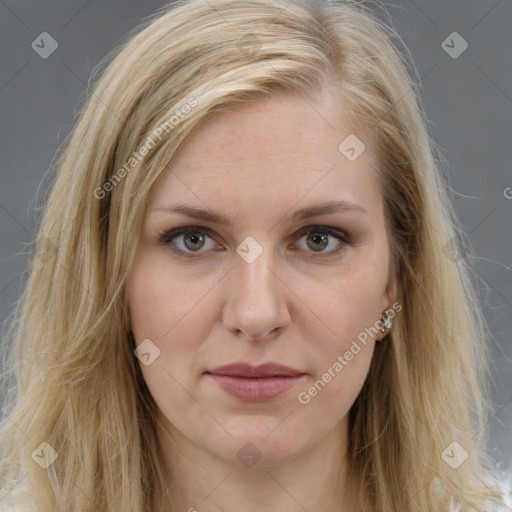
(243, 327, 282, 342)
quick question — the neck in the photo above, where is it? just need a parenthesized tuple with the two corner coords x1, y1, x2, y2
(152, 415, 362, 512)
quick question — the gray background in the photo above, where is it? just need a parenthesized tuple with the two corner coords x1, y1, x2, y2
(1, 0, 511, 472)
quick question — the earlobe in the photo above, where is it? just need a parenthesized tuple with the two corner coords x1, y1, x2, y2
(376, 271, 399, 342)
(375, 309, 394, 342)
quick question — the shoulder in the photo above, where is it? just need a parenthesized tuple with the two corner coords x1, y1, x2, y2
(491, 473, 512, 510)
(449, 472, 512, 511)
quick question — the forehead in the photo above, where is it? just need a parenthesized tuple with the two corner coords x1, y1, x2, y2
(148, 91, 382, 223)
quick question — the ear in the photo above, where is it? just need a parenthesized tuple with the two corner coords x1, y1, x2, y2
(380, 255, 398, 310)
(376, 269, 399, 341)
(384, 270, 398, 308)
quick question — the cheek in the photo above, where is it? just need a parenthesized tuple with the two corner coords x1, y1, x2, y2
(294, 282, 378, 415)
(127, 251, 219, 381)
(296, 264, 387, 346)
(127, 256, 213, 428)
(128, 250, 202, 341)
(128, 265, 167, 343)
(290, 260, 387, 401)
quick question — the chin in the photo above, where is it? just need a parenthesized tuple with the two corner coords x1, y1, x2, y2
(210, 430, 308, 470)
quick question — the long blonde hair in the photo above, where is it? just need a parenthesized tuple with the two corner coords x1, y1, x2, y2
(0, 0, 505, 510)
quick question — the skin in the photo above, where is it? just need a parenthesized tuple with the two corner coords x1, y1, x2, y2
(127, 89, 397, 512)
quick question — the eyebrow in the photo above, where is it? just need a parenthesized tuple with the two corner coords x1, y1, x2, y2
(151, 200, 368, 227)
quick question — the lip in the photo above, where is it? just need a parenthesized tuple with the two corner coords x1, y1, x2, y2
(208, 362, 304, 378)
(205, 362, 306, 401)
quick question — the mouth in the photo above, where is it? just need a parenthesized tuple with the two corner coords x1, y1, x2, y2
(205, 362, 306, 401)
(205, 374, 306, 401)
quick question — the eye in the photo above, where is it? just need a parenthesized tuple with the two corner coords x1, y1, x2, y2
(294, 225, 351, 256)
(159, 227, 219, 258)
(159, 225, 351, 258)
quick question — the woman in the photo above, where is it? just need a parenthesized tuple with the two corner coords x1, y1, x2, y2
(1, 0, 510, 510)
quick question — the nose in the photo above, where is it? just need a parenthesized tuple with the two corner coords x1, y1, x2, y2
(222, 241, 291, 342)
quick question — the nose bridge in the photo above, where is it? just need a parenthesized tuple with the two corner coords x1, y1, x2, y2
(234, 235, 280, 302)
(223, 235, 290, 339)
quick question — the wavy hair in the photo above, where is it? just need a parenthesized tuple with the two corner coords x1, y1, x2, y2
(0, 0, 505, 510)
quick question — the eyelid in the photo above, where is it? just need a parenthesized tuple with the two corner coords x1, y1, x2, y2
(295, 225, 351, 244)
(159, 224, 352, 258)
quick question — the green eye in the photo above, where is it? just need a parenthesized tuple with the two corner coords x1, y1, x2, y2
(295, 225, 351, 254)
(160, 225, 351, 259)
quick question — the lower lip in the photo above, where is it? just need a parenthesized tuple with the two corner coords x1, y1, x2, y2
(206, 374, 306, 401)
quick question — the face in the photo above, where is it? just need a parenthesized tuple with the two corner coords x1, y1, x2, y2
(127, 90, 397, 470)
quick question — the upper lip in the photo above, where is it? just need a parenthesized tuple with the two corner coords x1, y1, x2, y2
(207, 362, 305, 378)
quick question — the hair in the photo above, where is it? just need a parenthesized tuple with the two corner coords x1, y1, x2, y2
(0, 0, 507, 510)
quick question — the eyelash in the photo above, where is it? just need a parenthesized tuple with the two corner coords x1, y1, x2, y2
(158, 225, 352, 259)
